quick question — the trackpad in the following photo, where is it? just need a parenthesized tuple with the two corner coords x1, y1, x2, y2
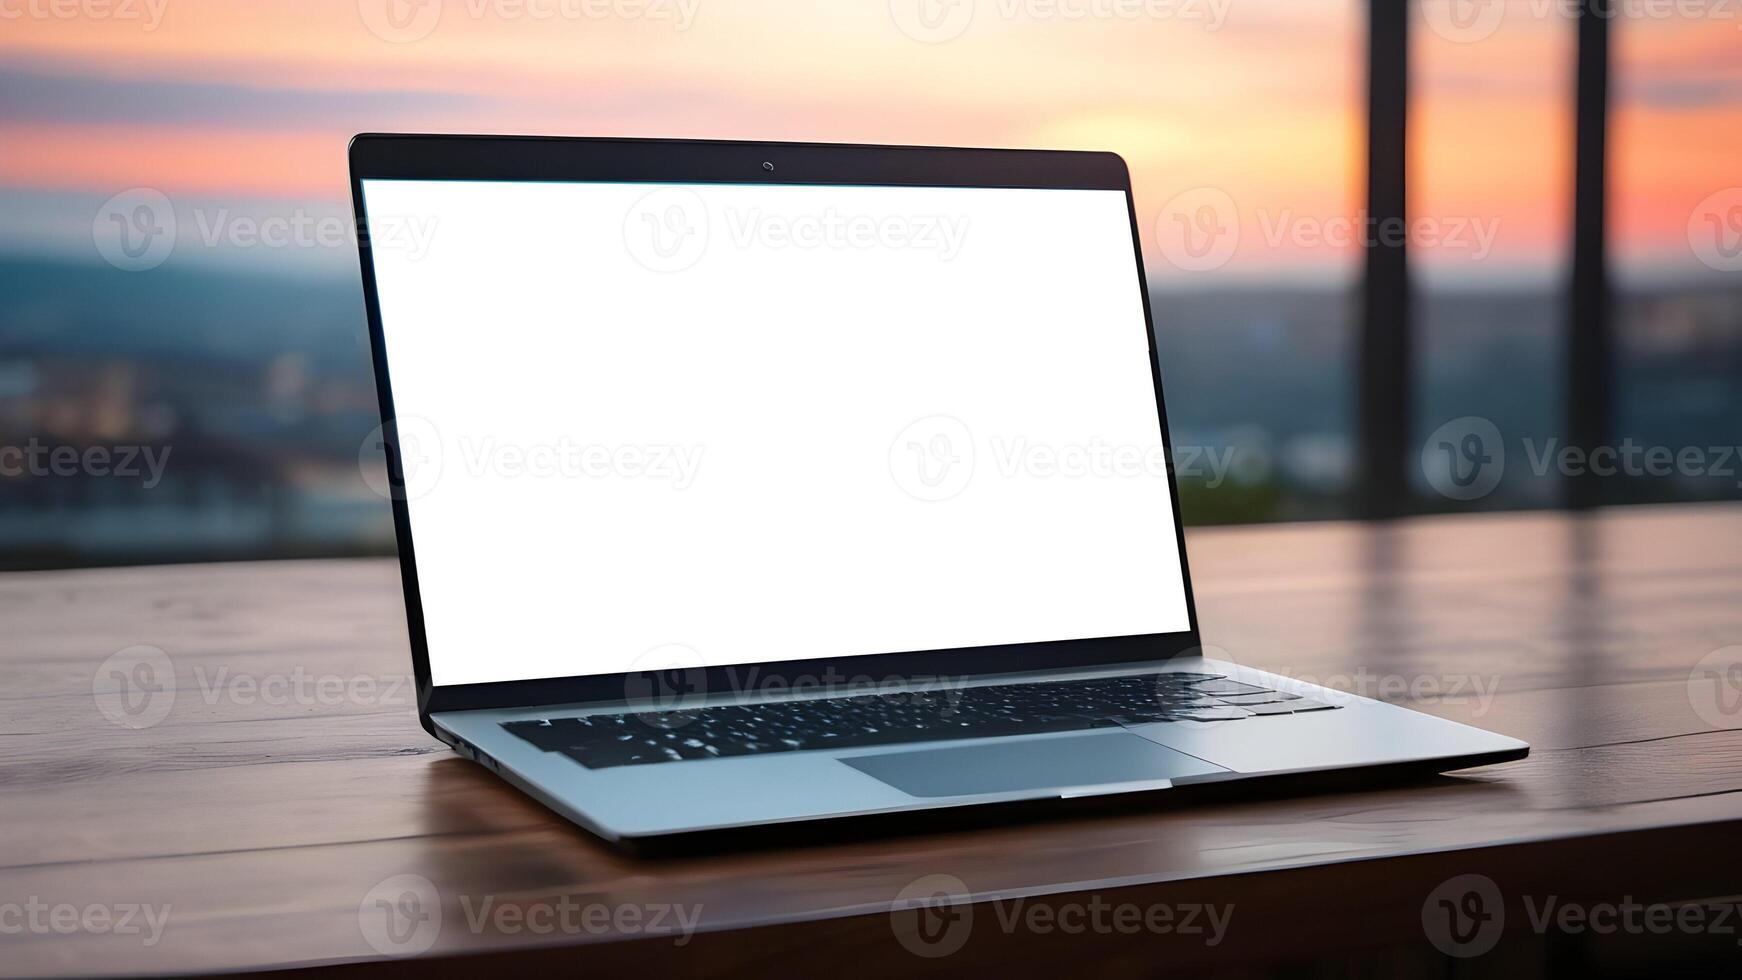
(841, 732, 1230, 798)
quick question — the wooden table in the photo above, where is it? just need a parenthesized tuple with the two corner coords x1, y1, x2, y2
(6, 504, 1742, 977)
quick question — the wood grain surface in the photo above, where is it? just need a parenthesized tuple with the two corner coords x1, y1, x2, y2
(5, 503, 1742, 976)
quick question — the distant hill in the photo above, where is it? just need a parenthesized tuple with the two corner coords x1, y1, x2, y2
(0, 254, 372, 375)
(0, 254, 1736, 565)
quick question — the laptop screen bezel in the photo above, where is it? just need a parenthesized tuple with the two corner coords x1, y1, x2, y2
(348, 134, 1204, 717)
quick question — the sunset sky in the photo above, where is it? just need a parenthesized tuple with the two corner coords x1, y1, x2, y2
(2, 0, 1736, 283)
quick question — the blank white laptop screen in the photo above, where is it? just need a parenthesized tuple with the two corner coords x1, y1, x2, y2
(360, 179, 1191, 687)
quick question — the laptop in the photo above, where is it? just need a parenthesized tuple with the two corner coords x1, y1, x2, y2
(348, 134, 1527, 849)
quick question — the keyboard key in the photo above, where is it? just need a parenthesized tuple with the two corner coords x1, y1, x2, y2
(1241, 701, 1302, 716)
(1170, 705, 1255, 721)
(1186, 680, 1276, 697)
(1214, 691, 1300, 705)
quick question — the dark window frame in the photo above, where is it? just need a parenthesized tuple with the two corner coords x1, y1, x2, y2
(1360, 0, 1610, 516)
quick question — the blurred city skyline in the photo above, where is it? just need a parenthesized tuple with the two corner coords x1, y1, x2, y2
(0, 2, 1736, 282)
(2, 1, 1739, 567)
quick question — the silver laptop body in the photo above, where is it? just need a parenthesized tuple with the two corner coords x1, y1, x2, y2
(350, 135, 1527, 847)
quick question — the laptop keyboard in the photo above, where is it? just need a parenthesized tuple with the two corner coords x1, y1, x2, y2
(500, 671, 1339, 769)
